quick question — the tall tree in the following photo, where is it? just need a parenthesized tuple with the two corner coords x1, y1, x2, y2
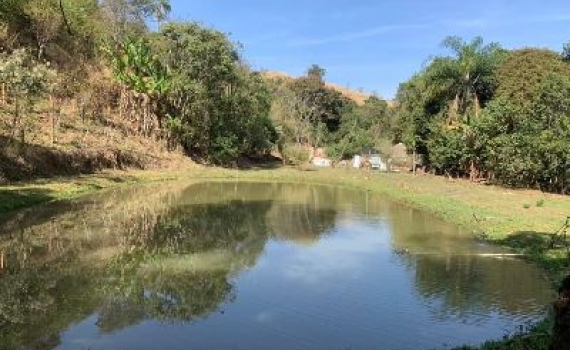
(157, 22, 276, 163)
(105, 37, 169, 135)
(427, 36, 504, 123)
(100, 0, 171, 41)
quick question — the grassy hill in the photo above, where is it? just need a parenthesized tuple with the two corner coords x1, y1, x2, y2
(262, 70, 374, 105)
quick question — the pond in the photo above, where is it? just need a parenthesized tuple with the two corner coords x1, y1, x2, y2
(0, 181, 553, 350)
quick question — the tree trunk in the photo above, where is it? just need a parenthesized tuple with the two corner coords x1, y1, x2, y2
(51, 96, 61, 144)
(412, 148, 417, 175)
(448, 93, 460, 125)
(10, 99, 20, 141)
(51, 96, 55, 144)
(469, 160, 476, 182)
(474, 93, 481, 119)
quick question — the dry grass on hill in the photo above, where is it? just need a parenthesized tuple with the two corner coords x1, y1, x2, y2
(262, 70, 373, 105)
(0, 101, 190, 184)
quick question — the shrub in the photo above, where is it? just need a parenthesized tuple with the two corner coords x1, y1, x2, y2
(282, 145, 311, 165)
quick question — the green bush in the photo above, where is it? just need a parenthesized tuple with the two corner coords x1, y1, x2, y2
(282, 145, 311, 165)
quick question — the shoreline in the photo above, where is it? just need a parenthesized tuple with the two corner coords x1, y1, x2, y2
(1, 165, 566, 349)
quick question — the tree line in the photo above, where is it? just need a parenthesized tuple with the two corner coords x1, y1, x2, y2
(1, 1, 569, 193)
(0, 0, 277, 163)
(0, 0, 391, 166)
(395, 37, 570, 194)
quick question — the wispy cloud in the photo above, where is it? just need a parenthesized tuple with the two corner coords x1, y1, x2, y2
(287, 23, 429, 47)
(521, 13, 570, 24)
(441, 13, 570, 29)
(442, 18, 488, 29)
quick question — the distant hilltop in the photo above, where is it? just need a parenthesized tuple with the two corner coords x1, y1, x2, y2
(261, 70, 394, 107)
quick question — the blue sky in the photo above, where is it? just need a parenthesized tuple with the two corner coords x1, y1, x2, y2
(167, 0, 570, 99)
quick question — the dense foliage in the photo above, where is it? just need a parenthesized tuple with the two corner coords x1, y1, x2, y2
(395, 37, 570, 193)
(268, 66, 392, 164)
(156, 23, 277, 163)
(0, 0, 281, 164)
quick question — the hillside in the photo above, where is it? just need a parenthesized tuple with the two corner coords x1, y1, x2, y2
(262, 70, 372, 105)
(0, 100, 190, 184)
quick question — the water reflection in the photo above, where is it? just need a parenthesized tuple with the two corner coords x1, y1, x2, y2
(387, 204, 551, 322)
(0, 182, 552, 350)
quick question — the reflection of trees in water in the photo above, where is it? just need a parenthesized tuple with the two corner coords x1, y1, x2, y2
(96, 200, 275, 333)
(0, 266, 104, 350)
(402, 254, 551, 322)
(267, 185, 338, 245)
(387, 204, 552, 322)
(97, 269, 234, 334)
(386, 203, 471, 254)
(0, 182, 343, 349)
(162, 182, 340, 245)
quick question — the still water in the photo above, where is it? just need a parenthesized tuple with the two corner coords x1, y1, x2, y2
(0, 181, 553, 350)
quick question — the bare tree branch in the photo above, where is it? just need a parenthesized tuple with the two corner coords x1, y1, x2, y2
(59, 0, 72, 35)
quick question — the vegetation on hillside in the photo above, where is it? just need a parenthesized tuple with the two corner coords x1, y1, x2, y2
(2, 2, 570, 349)
(268, 64, 391, 164)
(0, 0, 392, 176)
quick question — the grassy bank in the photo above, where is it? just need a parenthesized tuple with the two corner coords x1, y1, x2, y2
(0, 165, 567, 350)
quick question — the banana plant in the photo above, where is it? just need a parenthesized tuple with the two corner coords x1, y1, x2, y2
(104, 37, 169, 135)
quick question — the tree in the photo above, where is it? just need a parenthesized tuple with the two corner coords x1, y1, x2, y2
(100, 0, 171, 41)
(270, 84, 314, 147)
(22, 0, 63, 60)
(105, 37, 169, 136)
(0, 49, 56, 142)
(158, 22, 276, 163)
(427, 36, 504, 123)
(562, 41, 570, 61)
(469, 74, 570, 193)
(289, 67, 347, 143)
(496, 48, 570, 113)
(307, 64, 326, 85)
(327, 96, 390, 160)
(394, 73, 441, 158)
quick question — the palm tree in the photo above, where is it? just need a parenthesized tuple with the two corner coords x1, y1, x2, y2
(427, 36, 503, 124)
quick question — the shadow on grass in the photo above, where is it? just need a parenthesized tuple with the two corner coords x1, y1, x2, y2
(496, 230, 570, 281)
(237, 161, 284, 171)
(0, 188, 57, 214)
(497, 231, 553, 251)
